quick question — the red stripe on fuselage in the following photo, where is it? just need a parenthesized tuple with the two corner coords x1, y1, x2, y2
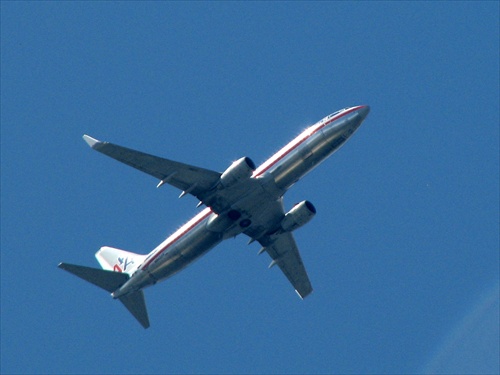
(140, 106, 364, 271)
(253, 106, 363, 177)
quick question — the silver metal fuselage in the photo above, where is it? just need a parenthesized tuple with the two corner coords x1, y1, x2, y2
(113, 106, 369, 297)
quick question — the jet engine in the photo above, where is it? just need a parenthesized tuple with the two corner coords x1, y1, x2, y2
(280, 200, 316, 232)
(219, 157, 256, 187)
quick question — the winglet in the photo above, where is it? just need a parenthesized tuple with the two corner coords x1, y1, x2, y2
(83, 134, 101, 148)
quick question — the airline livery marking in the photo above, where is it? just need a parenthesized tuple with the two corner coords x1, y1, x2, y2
(58, 105, 370, 328)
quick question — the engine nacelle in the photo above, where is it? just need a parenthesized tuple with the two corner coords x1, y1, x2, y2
(219, 157, 256, 187)
(280, 200, 316, 232)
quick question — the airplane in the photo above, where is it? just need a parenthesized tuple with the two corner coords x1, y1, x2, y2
(59, 105, 370, 328)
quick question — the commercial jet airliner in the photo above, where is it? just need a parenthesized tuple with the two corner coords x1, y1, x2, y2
(59, 105, 370, 328)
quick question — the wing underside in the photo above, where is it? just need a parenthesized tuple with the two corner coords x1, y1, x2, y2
(259, 231, 313, 299)
(83, 135, 221, 201)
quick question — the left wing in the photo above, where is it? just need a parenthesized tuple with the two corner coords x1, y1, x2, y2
(259, 231, 313, 299)
(83, 135, 221, 201)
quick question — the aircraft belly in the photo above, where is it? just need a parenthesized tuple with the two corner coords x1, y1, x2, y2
(271, 132, 332, 190)
(148, 224, 223, 282)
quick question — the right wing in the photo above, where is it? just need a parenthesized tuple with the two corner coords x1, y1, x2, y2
(83, 135, 221, 202)
(259, 231, 313, 299)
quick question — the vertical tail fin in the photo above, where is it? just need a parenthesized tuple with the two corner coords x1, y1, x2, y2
(58, 262, 150, 329)
(95, 246, 147, 275)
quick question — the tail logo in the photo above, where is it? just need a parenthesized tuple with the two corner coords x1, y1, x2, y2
(113, 257, 134, 273)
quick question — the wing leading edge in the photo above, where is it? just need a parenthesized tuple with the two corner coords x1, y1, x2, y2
(83, 135, 221, 201)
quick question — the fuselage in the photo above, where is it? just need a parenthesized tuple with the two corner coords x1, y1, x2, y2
(112, 105, 369, 298)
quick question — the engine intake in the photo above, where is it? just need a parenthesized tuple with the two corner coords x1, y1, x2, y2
(219, 157, 256, 187)
(280, 200, 316, 232)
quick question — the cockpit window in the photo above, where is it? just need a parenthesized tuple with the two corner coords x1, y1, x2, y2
(327, 108, 347, 119)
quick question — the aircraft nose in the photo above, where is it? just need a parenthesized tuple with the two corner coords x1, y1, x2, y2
(357, 105, 370, 120)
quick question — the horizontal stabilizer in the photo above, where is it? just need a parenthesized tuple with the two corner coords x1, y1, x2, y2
(59, 263, 150, 328)
(119, 291, 150, 329)
(58, 262, 129, 293)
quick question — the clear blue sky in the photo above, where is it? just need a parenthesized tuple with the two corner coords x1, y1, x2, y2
(1, 2, 498, 374)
